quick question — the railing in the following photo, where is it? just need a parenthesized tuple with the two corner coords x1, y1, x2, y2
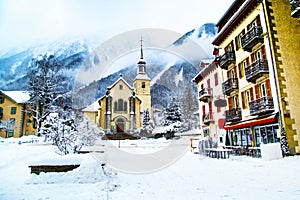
(219, 52, 235, 70)
(249, 96, 274, 116)
(222, 78, 239, 95)
(198, 88, 212, 102)
(245, 59, 269, 83)
(241, 26, 264, 52)
(225, 108, 242, 122)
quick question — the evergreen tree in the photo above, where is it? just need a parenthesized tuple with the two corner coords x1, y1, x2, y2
(163, 97, 182, 126)
(26, 54, 61, 135)
(181, 85, 199, 130)
(142, 108, 151, 128)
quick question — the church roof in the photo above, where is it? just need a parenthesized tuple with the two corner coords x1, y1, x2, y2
(82, 100, 100, 112)
(107, 75, 133, 90)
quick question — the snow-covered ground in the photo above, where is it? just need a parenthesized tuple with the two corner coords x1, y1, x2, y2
(1, 136, 300, 200)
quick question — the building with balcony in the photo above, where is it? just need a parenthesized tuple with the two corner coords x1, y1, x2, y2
(212, 0, 300, 154)
(0, 91, 36, 138)
(192, 61, 226, 147)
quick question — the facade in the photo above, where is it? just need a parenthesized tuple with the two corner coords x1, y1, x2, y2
(212, 0, 300, 154)
(192, 61, 226, 147)
(97, 41, 152, 133)
(0, 91, 36, 138)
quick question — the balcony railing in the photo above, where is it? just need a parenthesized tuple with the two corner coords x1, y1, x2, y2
(225, 108, 242, 122)
(198, 88, 212, 102)
(203, 112, 214, 125)
(241, 26, 264, 52)
(245, 59, 269, 83)
(249, 96, 274, 116)
(222, 78, 239, 96)
(219, 52, 235, 70)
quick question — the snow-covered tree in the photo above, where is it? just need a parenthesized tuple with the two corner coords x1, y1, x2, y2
(0, 119, 18, 137)
(42, 109, 78, 155)
(181, 85, 199, 131)
(27, 54, 61, 135)
(77, 116, 103, 147)
(142, 109, 151, 128)
(163, 96, 182, 126)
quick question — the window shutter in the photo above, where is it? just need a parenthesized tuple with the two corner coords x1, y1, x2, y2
(238, 63, 242, 79)
(246, 57, 250, 66)
(266, 79, 272, 96)
(241, 92, 245, 109)
(261, 45, 266, 59)
(250, 87, 254, 101)
(202, 105, 206, 115)
(234, 66, 237, 78)
(250, 53, 255, 63)
(228, 97, 232, 109)
(254, 84, 260, 99)
(256, 15, 261, 26)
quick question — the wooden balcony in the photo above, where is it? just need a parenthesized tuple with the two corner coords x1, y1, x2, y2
(249, 97, 274, 116)
(198, 88, 212, 103)
(203, 112, 214, 125)
(219, 52, 235, 70)
(222, 78, 239, 96)
(245, 59, 269, 83)
(225, 108, 242, 122)
(241, 26, 264, 52)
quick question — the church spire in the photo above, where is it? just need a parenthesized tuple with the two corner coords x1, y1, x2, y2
(140, 36, 144, 59)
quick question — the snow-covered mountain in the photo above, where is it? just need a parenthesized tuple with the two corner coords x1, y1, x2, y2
(0, 23, 217, 108)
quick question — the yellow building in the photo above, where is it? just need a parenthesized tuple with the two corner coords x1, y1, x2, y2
(96, 40, 152, 133)
(0, 91, 36, 138)
(212, 0, 300, 154)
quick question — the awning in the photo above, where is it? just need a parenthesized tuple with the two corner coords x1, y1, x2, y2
(224, 114, 277, 130)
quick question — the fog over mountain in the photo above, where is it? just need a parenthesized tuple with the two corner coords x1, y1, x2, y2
(0, 23, 217, 108)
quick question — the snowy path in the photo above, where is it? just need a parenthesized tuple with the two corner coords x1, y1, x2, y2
(1, 138, 300, 200)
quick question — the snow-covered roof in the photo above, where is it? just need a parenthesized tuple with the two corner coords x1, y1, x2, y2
(1, 91, 31, 104)
(134, 73, 150, 81)
(82, 100, 100, 112)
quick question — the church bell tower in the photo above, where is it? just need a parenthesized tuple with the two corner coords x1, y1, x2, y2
(133, 37, 151, 112)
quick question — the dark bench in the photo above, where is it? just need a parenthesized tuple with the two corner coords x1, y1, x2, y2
(29, 164, 80, 175)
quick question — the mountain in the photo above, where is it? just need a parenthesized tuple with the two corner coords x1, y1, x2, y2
(0, 23, 217, 108)
(0, 39, 95, 91)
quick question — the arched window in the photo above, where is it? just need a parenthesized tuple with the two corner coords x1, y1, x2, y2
(118, 99, 124, 111)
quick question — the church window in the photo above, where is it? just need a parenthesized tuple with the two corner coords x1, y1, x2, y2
(115, 99, 128, 112)
(142, 82, 145, 89)
(119, 85, 123, 90)
(118, 99, 124, 111)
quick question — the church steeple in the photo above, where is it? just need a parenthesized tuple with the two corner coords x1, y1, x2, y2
(137, 36, 146, 66)
(140, 36, 144, 60)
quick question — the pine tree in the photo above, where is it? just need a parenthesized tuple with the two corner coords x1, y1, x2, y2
(181, 85, 199, 131)
(163, 97, 182, 126)
(142, 108, 151, 128)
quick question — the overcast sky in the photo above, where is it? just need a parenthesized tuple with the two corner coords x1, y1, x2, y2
(0, 0, 235, 51)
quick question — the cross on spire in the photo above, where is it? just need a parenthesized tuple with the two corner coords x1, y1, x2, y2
(140, 36, 143, 59)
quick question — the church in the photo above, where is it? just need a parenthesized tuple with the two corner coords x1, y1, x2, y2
(97, 40, 151, 133)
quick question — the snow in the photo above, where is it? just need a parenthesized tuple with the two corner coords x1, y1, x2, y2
(1, 90, 31, 103)
(1, 136, 300, 200)
(174, 66, 183, 86)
